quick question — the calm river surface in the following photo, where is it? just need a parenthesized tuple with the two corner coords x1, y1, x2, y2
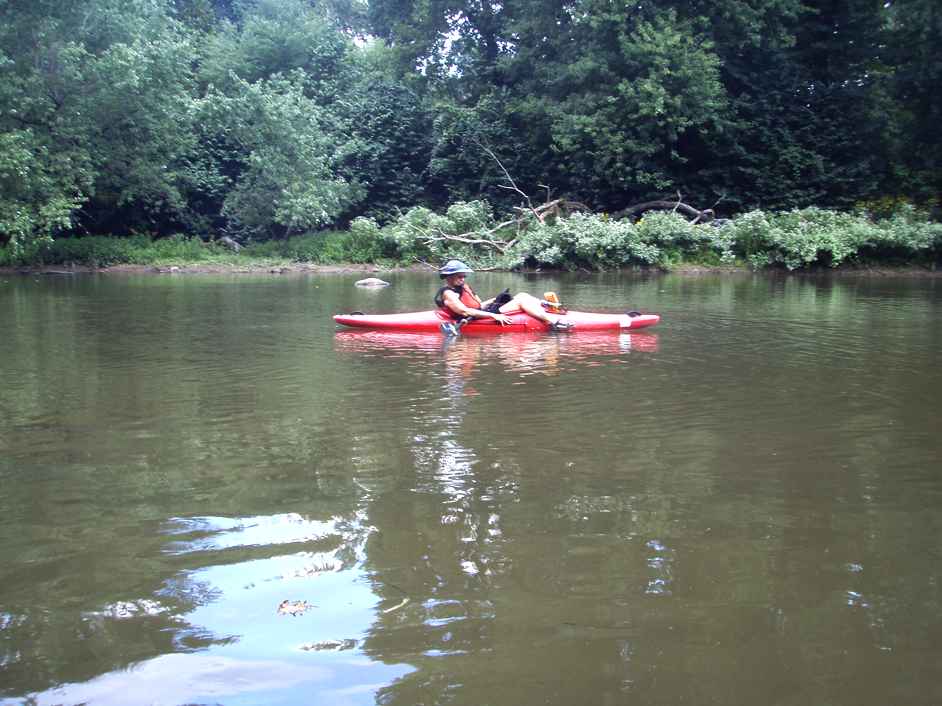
(1, 270, 940, 705)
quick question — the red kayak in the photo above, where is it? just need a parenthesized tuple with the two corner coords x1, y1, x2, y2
(333, 309, 660, 332)
(334, 329, 660, 353)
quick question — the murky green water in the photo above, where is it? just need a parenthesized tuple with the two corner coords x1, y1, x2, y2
(1, 270, 940, 705)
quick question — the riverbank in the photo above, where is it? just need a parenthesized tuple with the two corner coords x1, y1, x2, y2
(2, 262, 939, 277)
(4, 209, 939, 276)
(0, 262, 399, 276)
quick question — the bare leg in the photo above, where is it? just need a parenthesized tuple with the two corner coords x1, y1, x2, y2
(500, 293, 563, 324)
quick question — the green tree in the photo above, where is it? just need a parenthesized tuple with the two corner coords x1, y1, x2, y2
(198, 0, 354, 102)
(190, 0, 377, 234)
(340, 77, 434, 221)
(547, 7, 727, 206)
(367, 0, 730, 209)
(192, 75, 356, 237)
(882, 0, 942, 205)
(81, 26, 200, 233)
(0, 0, 197, 247)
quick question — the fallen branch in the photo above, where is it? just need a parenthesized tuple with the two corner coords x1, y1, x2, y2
(406, 194, 594, 256)
(404, 220, 514, 253)
(406, 145, 604, 256)
(412, 256, 500, 272)
(612, 192, 716, 223)
(478, 142, 541, 223)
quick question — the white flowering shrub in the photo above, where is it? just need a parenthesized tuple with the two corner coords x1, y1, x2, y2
(369, 201, 505, 268)
(725, 207, 941, 269)
(326, 201, 941, 272)
(864, 206, 942, 254)
(508, 213, 661, 269)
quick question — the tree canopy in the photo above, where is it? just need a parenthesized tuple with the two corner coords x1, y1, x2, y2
(0, 0, 938, 253)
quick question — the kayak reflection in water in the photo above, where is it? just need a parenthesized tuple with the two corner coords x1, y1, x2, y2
(434, 260, 573, 331)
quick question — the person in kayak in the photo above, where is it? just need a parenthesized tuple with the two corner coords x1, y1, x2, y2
(434, 260, 573, 330)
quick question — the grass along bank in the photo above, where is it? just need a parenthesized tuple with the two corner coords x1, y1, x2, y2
(1, 207, 940, 273)
(0, 231, 378, 271)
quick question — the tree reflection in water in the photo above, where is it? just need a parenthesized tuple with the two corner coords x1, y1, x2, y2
(336, 328, 664, 704)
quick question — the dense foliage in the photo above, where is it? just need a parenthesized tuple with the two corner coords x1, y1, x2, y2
(4, 206, 938, 271)
(0, 0, 939, 267)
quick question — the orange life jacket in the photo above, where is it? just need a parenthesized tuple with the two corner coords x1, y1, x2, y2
(435, 283, 481, 317)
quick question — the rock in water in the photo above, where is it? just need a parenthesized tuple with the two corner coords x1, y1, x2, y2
(355, 277, 390, 287)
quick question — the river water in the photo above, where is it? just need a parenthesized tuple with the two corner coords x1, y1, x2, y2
(1, 270, 940, 705)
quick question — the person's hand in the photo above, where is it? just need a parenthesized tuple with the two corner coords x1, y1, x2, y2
(492, 313, 513, 326)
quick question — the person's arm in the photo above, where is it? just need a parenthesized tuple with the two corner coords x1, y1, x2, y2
(442, 290, 511, 324)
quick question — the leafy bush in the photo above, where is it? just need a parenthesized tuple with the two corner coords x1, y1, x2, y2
(769, 208, 866, 268)
(23, 235, 144, 267)
(509, 214, 658, 269)
(725, 211, 773, 267)
(634, 212, 736, 265)
(193, 75, 356, 239)
(137, 235, 223, 264)
(245, 234, 333, 262)
(855, 196, 938, 220)
(1, 234, 246, 267)
(314, 204, 940, 272)
(4, 205, 938, 272)
(0, 130, 91, 259)
(243, 228, 395, 264)
(508, 211, 738, 270)
(724, 207, 941, 269)
(862, 206, 942, 259)
(369, 201, 505, 268)
(344, 219, 393, 262)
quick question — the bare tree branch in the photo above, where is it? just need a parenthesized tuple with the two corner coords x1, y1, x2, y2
(710, 193, 727, 210)
(477, 140, 557, 225)
(404, 220, 513, 253)
(409, 144, 725, 261)
(412, 257, 438, 270)
(611, 196, 714, 223)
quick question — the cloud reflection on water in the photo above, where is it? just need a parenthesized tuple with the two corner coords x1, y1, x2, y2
(163, 513, 341, 554)
(13, 510, 413, 706)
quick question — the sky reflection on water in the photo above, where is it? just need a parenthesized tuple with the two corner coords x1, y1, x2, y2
(15, 511, 412, 706)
